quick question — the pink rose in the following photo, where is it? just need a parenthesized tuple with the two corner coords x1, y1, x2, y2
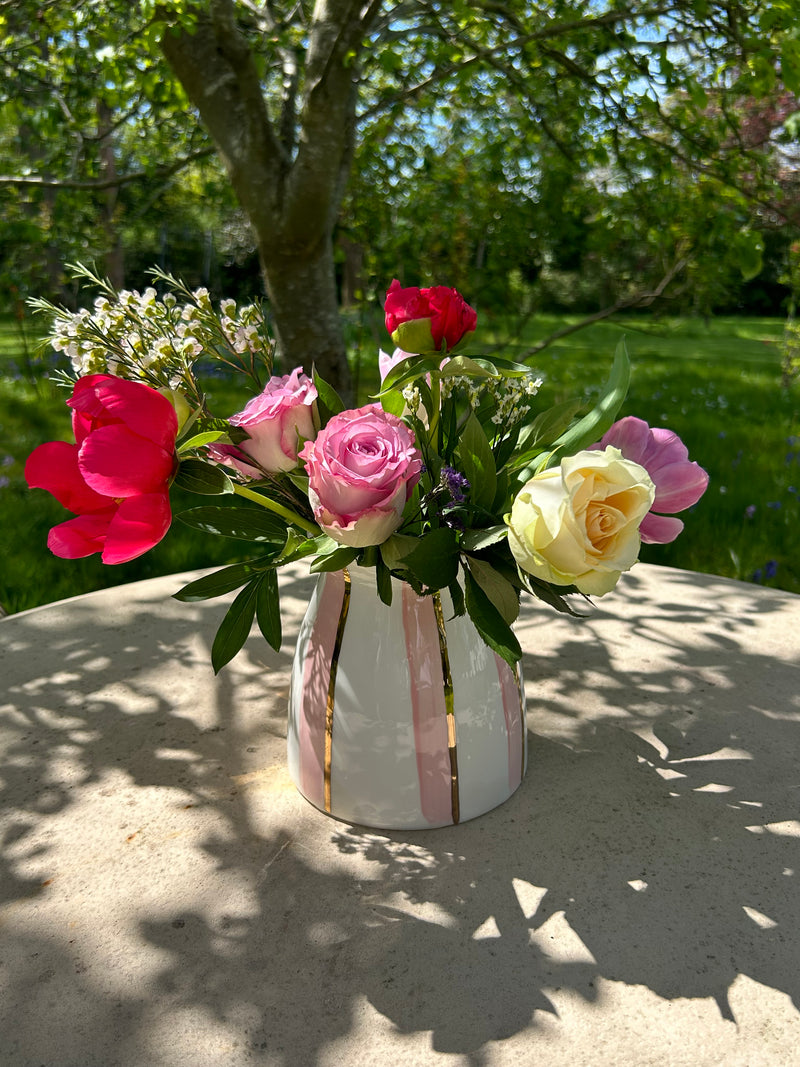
(25, 374, 178, 564)
(384, 279, 477, 354)
(213, 368, 317, 477)
(298, 405, 423, 547)
(593, 416, 709, 544)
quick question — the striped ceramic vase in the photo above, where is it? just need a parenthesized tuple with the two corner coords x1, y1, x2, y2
(287, 566, 527, 830)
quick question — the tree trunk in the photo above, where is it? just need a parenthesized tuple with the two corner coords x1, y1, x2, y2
(158, 0, 377, 402)
(260, 237, 347, 393)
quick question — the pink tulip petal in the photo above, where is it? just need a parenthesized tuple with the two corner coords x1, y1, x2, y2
(647, 427, 689, 466)
(640, 513, 685, 544)
(25, 440, 112, 513)
(651, 461, 710, 513)
(47, 511, 115, 559)
(78, 424, 175, 496)
(596, 417, 709, 535)
(594, 416, 651, 462)
(102, 493, 172, 564)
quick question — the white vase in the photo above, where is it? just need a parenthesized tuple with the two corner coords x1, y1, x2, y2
(287, 566, 527, 830)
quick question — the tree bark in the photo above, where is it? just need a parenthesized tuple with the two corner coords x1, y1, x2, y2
(159, 0, 377, 399)
(261, 239, 344, 381)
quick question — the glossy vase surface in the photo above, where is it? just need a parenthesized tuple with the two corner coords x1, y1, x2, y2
(287, 566, 527, 830)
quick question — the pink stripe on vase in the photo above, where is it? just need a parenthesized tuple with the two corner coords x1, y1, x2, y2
(495, 653, 524, 790)
(402, 585, 452, 825)
(298, 570, 346, 806)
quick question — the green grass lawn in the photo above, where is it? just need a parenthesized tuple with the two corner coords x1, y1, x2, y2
(1, 310, 797, 614)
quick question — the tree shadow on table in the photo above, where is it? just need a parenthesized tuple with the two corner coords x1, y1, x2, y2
(1, 567, 799, 1064)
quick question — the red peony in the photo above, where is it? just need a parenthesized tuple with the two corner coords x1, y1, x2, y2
(25, 374, 178, 564)
(384, 280, 477, 354)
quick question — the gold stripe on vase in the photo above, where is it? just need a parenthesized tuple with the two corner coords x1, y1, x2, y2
(433, 592, 460, 825)
(513, 661, 526, 780)
(324, 568, 352, 813)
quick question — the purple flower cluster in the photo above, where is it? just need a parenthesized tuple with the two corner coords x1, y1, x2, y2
(441, 465, 470, 502)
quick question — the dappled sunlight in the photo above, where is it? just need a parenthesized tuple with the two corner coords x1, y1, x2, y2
(1, 563, 799, 1063)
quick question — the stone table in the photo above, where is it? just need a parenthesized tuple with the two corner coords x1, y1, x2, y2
(1, 563, 799, 1066)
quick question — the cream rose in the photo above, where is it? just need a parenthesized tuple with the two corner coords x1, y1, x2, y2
(506, 447, 655, 596)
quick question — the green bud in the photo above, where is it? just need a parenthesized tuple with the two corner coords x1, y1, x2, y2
(391, 317, 436, 355)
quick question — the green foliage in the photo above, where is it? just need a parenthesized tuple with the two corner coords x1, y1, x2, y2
(3, 311, 798, 648)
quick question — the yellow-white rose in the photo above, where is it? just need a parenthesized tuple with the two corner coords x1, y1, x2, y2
(506, 447, 656, 596)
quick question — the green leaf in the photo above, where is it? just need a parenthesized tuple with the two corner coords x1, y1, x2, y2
(380, 387, 406, 417)
(176, 429, 226, 454)
(473, 356, 538, 377)
(457, 411, 496, 510)
(211, 580, 259, 673)
(510, 400, 583, 464)
(256, 569, 282, 651)
(313, 368, 345, 422)
(402, 527, 459, 589)
(732, 229, 765, 281)
(172, 560, 269, 602)
(310, 545, 359, 572)
(437, 355, 495, 379)
(375, 553, 393, 605)
(460, 525, 507, 551)
(536, 339, 630, 472)
(380, 532, 419, 571)
(466, 557, 520, 626)
(463, 571, 521, 667)
(279, 531, 336, 564)
(448, 576, 466, 617)
(522, 573, 587, 617)
(173, 458, 234, 495)
(178, 505, 287, 543)
(376, 354, 442, 396)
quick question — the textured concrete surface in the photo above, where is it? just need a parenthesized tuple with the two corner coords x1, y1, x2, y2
(1, 563, 799, 1066)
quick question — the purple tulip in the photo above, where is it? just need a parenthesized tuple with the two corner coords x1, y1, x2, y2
(593, 416, 709, 544)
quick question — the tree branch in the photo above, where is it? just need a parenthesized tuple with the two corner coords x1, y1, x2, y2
(521, 256, 690, 359)
(281, 0, 381, 243)
(159, 0, 286, 233)
(0, 147, 215, 191)
(359, 4, 674, 121)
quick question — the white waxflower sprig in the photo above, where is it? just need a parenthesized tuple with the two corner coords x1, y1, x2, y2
(30, 264, 275, 402)
(439, 371, 543, 428)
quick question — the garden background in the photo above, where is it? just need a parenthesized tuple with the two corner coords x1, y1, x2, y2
(1, 0, 798, 613)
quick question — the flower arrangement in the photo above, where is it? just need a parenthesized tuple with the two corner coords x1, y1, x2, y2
(26, 266, 708, 672)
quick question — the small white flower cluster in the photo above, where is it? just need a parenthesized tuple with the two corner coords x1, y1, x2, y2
(49, 285, 271, 388)
(439, 372, 544, 425)
(402, 383, 422, 415)
(489, 374, 544, 425)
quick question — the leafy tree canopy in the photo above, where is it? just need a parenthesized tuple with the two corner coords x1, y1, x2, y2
(1, 1, 798, 383)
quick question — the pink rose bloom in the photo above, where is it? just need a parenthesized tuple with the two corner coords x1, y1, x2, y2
(593, 416, 709, 544)
(25, 374, 178, 564)
(213, 368, 317, 477)
(299, 405, 423, 547)
(384, 279, 477, 354)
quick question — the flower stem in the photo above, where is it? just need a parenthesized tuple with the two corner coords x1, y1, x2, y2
(428, 376, 441, 450)
(233, 482, 319, 536)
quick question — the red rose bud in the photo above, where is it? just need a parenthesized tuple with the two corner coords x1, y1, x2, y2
(384, 279, 477, 354)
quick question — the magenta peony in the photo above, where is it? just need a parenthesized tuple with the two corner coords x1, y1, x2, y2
(25, 374, 178, 564)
